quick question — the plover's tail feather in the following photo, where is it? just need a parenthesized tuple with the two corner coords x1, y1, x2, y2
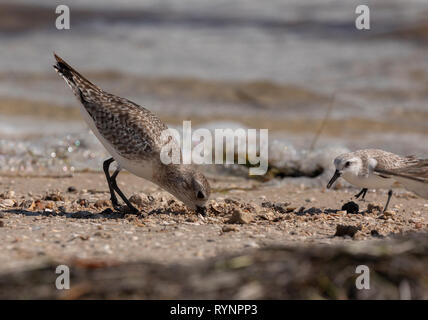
(53, 53, 101, 101)
(375, 159, 428, 199)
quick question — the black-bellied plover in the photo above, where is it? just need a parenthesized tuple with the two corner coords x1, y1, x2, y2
(53, 54, 210, 214)
(327, 149, 426, 212)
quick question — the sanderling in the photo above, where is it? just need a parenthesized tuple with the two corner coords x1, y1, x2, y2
(327, 149, 426, 212)
(53, 53, 210, 214)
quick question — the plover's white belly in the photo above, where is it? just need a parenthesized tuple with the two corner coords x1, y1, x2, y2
(343, 172, 395, 189)
(394, 177, 428, 199)
(78, 106, 154, 180)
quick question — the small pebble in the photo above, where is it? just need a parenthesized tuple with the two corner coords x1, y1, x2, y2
(227, 209, 253, 224)
(67, 186, 77, 193)
(367, 203, 383, 213)
(94, 199, 110, 208)
(334, 224, 361, 237)
(1, 199, 15, 207)
(222, 225, 239, 232)
(129, 194, 147, 207)
(383, 211, 395, 217)
(414, 222, 423, 229)
(77, 199, 89, 207)
(370, 230, 383, 238)
(245, 241, 259, 248)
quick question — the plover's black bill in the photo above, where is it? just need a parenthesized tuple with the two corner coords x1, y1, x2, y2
(196, 206, 207, 216)
(327, 170, 341, 189)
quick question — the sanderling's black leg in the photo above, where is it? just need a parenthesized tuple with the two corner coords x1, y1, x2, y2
(103, 158, 119, 208)
(355, 188, 368, 200)
(110, 169, 139, 214)
(383, 189, 393, 213)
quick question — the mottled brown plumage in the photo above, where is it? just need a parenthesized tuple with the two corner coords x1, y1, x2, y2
(53, 53, 210, 212)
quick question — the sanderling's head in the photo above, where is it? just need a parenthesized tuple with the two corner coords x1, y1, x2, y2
(327, 153, 362, 188)
(157, 164, 211, 214)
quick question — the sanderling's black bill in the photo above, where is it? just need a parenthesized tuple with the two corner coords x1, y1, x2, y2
(327, 170, 341, 189)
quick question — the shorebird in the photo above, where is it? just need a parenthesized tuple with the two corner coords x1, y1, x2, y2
(327, 149, 427, 212)
(53, 53, 210, 214)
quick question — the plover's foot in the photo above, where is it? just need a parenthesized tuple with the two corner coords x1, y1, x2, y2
(111, 198, 119, 208)
(128, 207, 140, 214)
(113, 204, 124, 212)
(119, 205, 139, 214)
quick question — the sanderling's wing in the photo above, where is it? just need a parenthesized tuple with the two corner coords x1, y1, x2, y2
(374, 159, 428, 183)
(357, 149, 417, 176)
(54, 53, 170, 161)
(374, 159, 428, 199)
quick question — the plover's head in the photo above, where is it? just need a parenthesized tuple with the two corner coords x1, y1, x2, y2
(327, 153, 362, 188)
(157, 164, 211, 214)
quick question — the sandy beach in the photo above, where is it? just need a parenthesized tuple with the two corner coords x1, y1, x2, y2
(0, 173, 426, 263)
(0, 172, 427, 298)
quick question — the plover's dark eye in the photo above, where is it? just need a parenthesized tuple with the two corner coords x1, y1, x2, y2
(345, 161, 351, 167)
(197, 191, 205, 199)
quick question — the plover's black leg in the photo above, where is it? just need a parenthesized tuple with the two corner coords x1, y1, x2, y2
(110, 169, 139, 214)
(355, 188, 368, 200)
(103, 157, 119, 208)
(383, 189, 393, 213)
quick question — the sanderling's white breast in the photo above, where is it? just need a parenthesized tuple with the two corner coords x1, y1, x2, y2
(53, 53, 210, 214)
(327, 149, 425, 212)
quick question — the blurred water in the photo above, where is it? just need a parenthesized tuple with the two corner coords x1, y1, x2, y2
(0, 0, 427, 177)
(2, 0, 428, 90)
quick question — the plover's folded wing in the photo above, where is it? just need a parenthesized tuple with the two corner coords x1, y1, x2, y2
(54, 53, 171, 161)
(374, 160, 428, 199)
(82, 96, 170, 160)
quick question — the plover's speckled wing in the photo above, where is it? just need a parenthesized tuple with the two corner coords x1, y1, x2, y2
(53, 54, 168, 160)
(355, 149, 419, 177)
(81, 94, 168, 160)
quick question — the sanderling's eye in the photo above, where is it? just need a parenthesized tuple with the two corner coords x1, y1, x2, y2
(345, 161, 351, 168)
(197, 191, 205, 199)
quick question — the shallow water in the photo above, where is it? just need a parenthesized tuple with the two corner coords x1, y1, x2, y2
(0, 0, 427, 179)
